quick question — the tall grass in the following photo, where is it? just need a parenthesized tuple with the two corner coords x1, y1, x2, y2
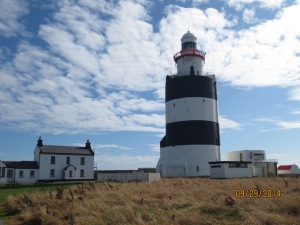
(0, 182, 82, 204)
(4, 177, 300, 225)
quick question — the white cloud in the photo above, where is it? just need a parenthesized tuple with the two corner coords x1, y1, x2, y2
(227, 0, 285, 9)
(0, 1, 166, 135)
(204, 3, 300, 88)
(290, 110, 300, 115)
(39, 24, 101, 75)
(242, 9, 256, 23)
(0, 0, 29, 37)
(254, 117, 300, 130)
(193, 0, 209, 3)
(219, 116, 242, 130)
(253, 117, 279, 122)
(175, 0, 209, 4)
(148, 144, 160, 152)
(289, 88, 300, 101)
(277, 121, 300, 129)
(93, 144, 132, 151)
(1, 0, 299, 136)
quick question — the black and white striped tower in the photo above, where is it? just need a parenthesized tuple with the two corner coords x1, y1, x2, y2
(156, 31, 220, 177)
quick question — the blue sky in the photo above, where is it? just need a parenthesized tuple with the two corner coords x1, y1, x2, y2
(0, 0, 300, 169)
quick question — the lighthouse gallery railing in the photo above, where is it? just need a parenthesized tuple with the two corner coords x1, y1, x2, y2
(173, 48, 206, 62)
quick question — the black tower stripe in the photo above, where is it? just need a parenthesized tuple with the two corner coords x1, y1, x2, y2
(160, 120, 220, 148)
(166, 75, 217, 102)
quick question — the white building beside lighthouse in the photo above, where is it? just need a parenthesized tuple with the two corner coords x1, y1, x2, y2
(156, 31, 221, 177)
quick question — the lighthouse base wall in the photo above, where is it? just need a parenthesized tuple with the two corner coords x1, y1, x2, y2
(156, 145, 220, 177)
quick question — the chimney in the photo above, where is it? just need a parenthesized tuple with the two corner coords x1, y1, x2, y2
(85, 139, 91, 149)
(37, 136, 43, 147)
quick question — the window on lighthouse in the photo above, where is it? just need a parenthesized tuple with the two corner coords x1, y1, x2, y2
(190, 66, 194, 75)
(182, 42, 196, 50)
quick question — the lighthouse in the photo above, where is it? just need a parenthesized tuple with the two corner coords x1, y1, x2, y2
(156, 31, 221, 177)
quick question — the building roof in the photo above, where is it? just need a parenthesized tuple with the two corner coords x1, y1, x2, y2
(97, 170, 137, 174)
(37, 145, 94, 156)
(3, 161, 39, 169)
(181, 30, 196, 42)
(138, 168, 156, 173)
(278, 165, 293, 170)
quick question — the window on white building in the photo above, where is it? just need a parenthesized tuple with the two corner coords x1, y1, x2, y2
(211, 165, 221, 168)
(240, 163, 248, 167)
(30, 171, 35, 178)
(229, 163, 236, 167)
(19, 170, 23, 178)
(0, 167, 5, 177)
(80, 169, 84, 177)
(51, 156, 56, 164)
(229, 163, 248, 168)
(50, 169, 55, 178)
(66, 157, 70, 165)
(81, 157, 85, 165)
(254, 154, 264, 160)
(69, 170, 73, 177)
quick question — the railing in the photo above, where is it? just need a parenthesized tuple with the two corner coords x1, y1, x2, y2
(173, 48, 205, 62)
(263, 159, 278, 163)
(168, 72, 215, 78)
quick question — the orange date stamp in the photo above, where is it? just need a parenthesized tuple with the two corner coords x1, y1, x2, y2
(235, 189, 281, 198)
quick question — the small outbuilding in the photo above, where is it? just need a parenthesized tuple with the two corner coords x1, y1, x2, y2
(208, 161, 252, 179)
(227, 150, 266, 163)
(278, 164, 300, 177)
(226, 150, 278, 177)
(0, 160, 39, 184)
(96, 168, 160, 183)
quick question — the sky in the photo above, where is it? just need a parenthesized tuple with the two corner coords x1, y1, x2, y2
(0, 0, 300, 170)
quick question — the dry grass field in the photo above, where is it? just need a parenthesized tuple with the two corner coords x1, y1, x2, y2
(4, 177, 300, 225)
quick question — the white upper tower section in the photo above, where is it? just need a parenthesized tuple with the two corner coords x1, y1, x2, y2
(173, 31, 206, 76)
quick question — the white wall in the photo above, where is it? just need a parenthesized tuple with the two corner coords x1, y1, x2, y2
(39, 154, 94, 180)
(148, 173, 161, 182)
(0, 161, 7, 183)
(14, 169, 39, 183)
(166, 97, 218, 124)
(209, 163, 252, 179)
(209, 164, 225, 178)
(224, 164, 252, 178)
(157, 145, 220, 177)
(97, 173, 160, 182)
(278, 165, 300, 175)
(252, 165, 264, 177)
(62, 166, 76, 180)
(177, 55, 204, 76)
(34, 147, 40, 165)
